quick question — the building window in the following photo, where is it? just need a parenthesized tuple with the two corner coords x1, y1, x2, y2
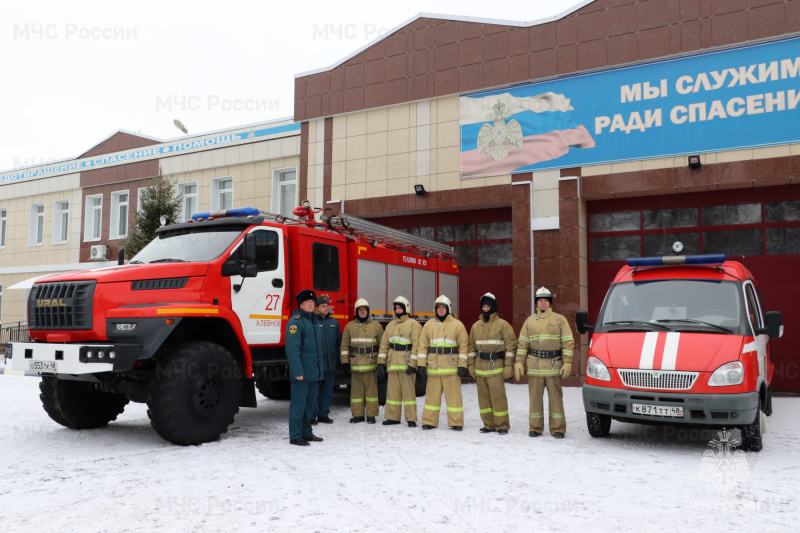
(84, 194, 103, 242)
(110, 191, 129, 240)
(28, 203, 44, 246)
(177, 181, 198, 222)
(137, 187, 152, 213)
(0, 208, 7, 248)
(211, 177, 234, 211)
(272, 168, 297, 217)
(52, 200, 69, 244)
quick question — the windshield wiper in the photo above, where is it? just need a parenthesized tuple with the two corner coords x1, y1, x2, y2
(655, 318, 732, 333)
(603, 320, 669, 330)
(148, 258, 187, 263)
(128, 260, 144, 264)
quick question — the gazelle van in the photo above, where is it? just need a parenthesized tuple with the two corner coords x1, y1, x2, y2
(576, 254, 783, 452)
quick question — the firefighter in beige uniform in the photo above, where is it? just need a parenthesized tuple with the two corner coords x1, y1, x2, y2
(341, 298, 384, 424)
(467, 293, 517, 435)
(515, 287, 574, 438)
(377, 296, 422, 427)
(417, 295, 469, 430)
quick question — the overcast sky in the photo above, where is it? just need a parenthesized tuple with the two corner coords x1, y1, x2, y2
(1, 0, 585, 172)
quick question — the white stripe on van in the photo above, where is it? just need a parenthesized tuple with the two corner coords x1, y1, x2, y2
(661, 332, 680, 370)
(639, 332, 659, 370)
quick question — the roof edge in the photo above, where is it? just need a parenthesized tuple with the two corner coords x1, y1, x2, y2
(294, 1, 592, 78)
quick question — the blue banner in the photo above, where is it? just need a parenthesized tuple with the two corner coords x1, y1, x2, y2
(460, 37, 800, 178)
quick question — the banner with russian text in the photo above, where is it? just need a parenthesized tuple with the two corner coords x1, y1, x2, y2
(460, 36, 800, 178)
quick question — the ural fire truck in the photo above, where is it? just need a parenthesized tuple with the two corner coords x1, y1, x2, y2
(7, 206, 459, 445)
(577, 254, 783, 452)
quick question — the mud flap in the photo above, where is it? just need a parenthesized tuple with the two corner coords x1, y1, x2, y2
(240, 376, 257, 408)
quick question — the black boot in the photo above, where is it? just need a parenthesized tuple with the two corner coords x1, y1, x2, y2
(290, 438, 310, 446)
(422, 425, 435, 430)
(497, 429, 508, 435)
(303, 434, 323, 442)
(479, 427, 496, 433)
(553, 432, 565, 439)
(529, 431, 541, 437)
(350, 416, 366, 424)
(317, 416, 334, 424)
(450, 426, 463, 431)
(309, 418, 318, 426)
(366, 416, 376, 424)
(382, 419, 401, 425)
(407, 421, 417, 428)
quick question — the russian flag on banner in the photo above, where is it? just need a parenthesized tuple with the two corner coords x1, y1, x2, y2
(460, 92, 596, 178)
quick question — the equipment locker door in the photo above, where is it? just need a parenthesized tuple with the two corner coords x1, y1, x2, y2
(307, 238, 348, 321)
(231, 227, 286, 345)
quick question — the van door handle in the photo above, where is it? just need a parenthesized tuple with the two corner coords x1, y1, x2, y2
(272, 279, 284, 288)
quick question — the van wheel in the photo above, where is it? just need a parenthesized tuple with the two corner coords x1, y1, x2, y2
(147, 341, 241, 446)
(39, 377, 128, 429)
(586, 412, 611, 438)
(740, 398, 764, 452)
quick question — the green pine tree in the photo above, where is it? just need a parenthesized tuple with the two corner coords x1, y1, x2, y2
(122, 168, 182, 258)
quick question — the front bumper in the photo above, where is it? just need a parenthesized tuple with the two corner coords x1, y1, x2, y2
(7, 342, 141, 375)
(582, 383, 759, 426)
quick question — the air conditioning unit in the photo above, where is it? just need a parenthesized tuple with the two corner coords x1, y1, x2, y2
(89, 244, 109, 261)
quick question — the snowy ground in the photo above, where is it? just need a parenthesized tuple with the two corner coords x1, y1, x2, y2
(1, 371, 798, 533)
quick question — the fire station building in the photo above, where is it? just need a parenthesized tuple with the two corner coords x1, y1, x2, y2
(292, 0, 800, 391)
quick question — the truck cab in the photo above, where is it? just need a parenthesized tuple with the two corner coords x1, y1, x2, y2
(576, 254, 784, 451)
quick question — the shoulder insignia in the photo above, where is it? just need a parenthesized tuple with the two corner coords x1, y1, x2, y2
(330, 324, 336, 327)
(289, 325, 298, 334)
(293, 314, 301, 319)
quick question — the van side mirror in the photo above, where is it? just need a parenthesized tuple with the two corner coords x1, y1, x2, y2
(576, 310, 594, 334)
(240, 233, 258, 278)
(757, 311, 783, 339)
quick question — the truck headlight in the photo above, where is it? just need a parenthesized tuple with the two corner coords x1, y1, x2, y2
(587, 356, 611, 381)
(708, 361, 743, 386)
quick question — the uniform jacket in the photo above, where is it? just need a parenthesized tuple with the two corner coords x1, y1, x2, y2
(468, 313, 518, 372)
(315, 310, 342, 373)
(340, 317, 384, 372)
(416, 314, 469, 373)
(378, 315, 422, 371)
(285, 308, 324, 381)
(515, 308, 575, 377)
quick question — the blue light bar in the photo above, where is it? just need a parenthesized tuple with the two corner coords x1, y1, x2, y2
(190, 207, 260, 221)
(626, 254, 727, 267)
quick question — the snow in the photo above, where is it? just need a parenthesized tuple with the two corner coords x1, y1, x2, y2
(1, 372, 798, 533)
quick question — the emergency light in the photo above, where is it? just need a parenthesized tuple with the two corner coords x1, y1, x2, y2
(190, 207, 260, 221)
(626, 254, 726, 267)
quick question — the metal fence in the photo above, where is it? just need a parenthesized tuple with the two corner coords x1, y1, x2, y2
(0, 322, 30, 351)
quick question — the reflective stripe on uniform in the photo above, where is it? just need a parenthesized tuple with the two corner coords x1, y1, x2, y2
(424, 405, 441, 411)
(429, 338, 458, 347)
(389, 336, 412, 344)
(493, 410, 508, 416)
(476, 340, 504, 346)
(351, 398, 364, 403)
(341, 351, 349, 356)
(427, 368, 458, 375)
(386, 400, 402, 405)
(529, 412, 544, 418)
(403, 400, 416, 406)
(446, 406, 463, 412)
(475, 367, 504, 377)
(505, 351, 514, 358)
(550, 413, 565, 418)
(351, 338, 378, 343)
(527, 369, 560, 376)
(366, 397, 379, 402)
(459, 354, 468, 360)
(352, 364, 378, 371)
(388, 365, 408, 371)
(480, 407, 492, 414)
(561, 336, 573, 342)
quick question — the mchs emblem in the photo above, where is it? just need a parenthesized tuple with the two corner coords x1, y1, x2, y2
(477, 100, 523, 162)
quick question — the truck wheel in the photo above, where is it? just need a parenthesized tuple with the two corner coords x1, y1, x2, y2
(740, 398, 764, 452)
(414, 371, 427, 397)
(586, 412, 611, 438)
(147, 341, 241, 446)
(39, 376, 129, 429)
(255, 380, 291, 400)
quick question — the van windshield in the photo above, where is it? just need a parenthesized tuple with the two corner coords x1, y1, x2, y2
(130, 228, 244, 264)
(598, 279, 742, 334)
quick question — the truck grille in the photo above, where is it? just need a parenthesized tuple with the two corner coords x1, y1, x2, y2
(28, 281, 96, 330)
(618, 369, 699, 391)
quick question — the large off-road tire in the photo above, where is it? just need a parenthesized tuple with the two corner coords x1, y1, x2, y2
(255, 379, 291, 400)
(740, 398, 765, 452)
(146, 341, 241, 446)
(586, 411, 612, 438)
(39, 376, 129, 429)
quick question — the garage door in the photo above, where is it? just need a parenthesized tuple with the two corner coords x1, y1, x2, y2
(587, 185, 800, 392)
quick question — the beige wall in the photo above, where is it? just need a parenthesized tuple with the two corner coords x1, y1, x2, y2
(328, 95, 512, 204)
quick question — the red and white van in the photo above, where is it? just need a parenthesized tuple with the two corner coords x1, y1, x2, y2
(576, 254, 783, 452)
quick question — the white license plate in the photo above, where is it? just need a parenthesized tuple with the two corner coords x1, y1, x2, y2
(632, 403, 684, 417)
(28, 360, 57, 372)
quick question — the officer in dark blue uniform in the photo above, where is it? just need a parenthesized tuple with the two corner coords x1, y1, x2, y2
(310, 294, 343, 425)
(285, 289, 325, 446)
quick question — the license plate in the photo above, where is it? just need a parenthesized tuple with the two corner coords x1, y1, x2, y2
(29, 360, 57, 372)
(632, 403, 683, 417)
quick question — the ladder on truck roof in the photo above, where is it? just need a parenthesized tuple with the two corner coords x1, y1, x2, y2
(324, 214, 455, 258)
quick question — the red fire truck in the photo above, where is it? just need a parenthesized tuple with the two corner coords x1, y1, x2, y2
(577, 254, 783, 452)
(7, 205, 459, 445)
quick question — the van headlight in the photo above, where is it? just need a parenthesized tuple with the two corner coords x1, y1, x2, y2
(708, 361, 744, 386)
(587, 356, 611, 381)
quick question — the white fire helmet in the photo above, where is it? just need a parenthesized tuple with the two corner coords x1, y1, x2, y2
(393, 296, 411, 315)
(535, 287, 553, 303)
(434, 294, 451, 314)
(354, 298, 370, 313)
(480, 292, 498, 306)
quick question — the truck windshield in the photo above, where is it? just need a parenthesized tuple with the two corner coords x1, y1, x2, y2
(130, 229, 244, 264)
(598, 280, 742, 333)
